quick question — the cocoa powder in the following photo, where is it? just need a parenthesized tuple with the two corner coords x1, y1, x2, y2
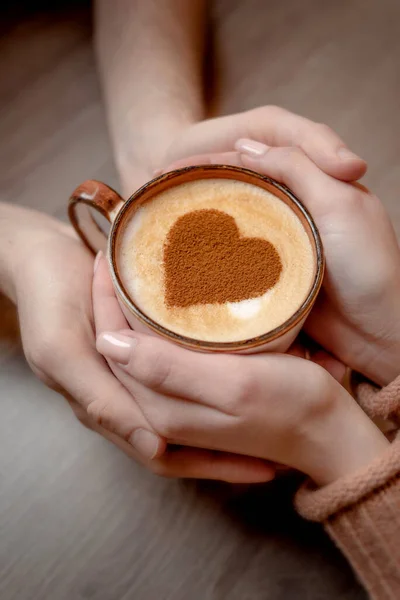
(163, 209, 282, 308)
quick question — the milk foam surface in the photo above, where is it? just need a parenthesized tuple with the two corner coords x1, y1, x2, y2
(117, 179, 315, 342)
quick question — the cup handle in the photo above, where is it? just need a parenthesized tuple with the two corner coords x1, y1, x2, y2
(68, 180, 124, 254)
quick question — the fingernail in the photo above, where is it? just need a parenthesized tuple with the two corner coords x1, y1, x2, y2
(153, 168, 163, 177)
(235, 138, 269, 158)
(337, 147, 361, 161)
(96, 332, 136, 365)
(130, 428, 160, 459)
(93, 250, 103, 274)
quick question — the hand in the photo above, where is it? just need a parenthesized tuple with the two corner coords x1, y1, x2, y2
(93, 267, 389, 487)
(164, 105, 367, 182)
(165, 141, 400, 386)
(7, 207, 273, 483)
(11, 213, 167, 458)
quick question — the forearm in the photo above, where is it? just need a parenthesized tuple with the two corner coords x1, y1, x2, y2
(95, 0, 206, 194)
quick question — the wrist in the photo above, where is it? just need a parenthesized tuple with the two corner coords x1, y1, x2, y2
(365, 340, 400, 387)
(299, 380, 390, 487)
(358, 279, 400, 386)
(0, 203, 71, 303)
(113, 117, 196, 197)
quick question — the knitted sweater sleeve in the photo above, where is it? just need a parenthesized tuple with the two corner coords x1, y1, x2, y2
(295, 376, 400, 600)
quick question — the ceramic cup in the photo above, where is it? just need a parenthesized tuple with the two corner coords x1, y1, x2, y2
(69, 165, 324, 353)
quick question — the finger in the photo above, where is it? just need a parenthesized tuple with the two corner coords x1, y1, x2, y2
(96, 425, 275, 483)
(164, 144, 356, 228)
(53, 333, 167, 460)
(152, 447, 275, 483)
(69, 390, 274, 483)
(236, 140, 349, 220)
(92, 252, 129, 334)
(166, 106, 366, 181)
(104, 360, 232, 442)
(172, 144, 349, 226)
(161, 151, 242, 172)
(96, 330, 250, 412)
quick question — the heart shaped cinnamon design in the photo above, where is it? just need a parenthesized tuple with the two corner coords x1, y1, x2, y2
(164, 209, 282, 308)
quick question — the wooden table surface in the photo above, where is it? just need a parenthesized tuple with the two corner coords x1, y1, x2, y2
(1, 1, 399, 598)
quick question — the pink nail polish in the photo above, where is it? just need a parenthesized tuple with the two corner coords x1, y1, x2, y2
(96, 332, 135, 365)
(130, 429, 160, 459)
(235, 139, 269, 158)
(337, 147, 361, 161)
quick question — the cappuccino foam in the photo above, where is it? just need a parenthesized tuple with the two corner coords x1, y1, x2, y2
(117, 178, 315, 342)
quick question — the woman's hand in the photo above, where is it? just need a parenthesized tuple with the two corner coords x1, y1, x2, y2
(165, 142, 400, 387)
(165, 106, 367, 182)
(9, 210, 167, 458)
(93, 261, 389, 487)
(2, 205, 274, 483)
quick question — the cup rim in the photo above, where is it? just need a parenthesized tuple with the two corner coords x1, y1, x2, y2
(109, 164, 325, 351)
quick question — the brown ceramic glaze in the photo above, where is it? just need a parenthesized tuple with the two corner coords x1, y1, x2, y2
(69, 180, 124, 253)
(69, 165, 325, 353)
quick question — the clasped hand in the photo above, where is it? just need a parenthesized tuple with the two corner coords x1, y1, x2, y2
(15, 107, 400, 485)
(92, 110, 400, 485)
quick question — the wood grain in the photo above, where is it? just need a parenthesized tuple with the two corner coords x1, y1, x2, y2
(1, 1, 399, 598)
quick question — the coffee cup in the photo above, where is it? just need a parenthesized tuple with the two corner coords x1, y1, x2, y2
(69, 165, 324, 353)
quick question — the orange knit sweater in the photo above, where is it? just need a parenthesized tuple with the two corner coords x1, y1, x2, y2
(295, 375, 400, 599)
